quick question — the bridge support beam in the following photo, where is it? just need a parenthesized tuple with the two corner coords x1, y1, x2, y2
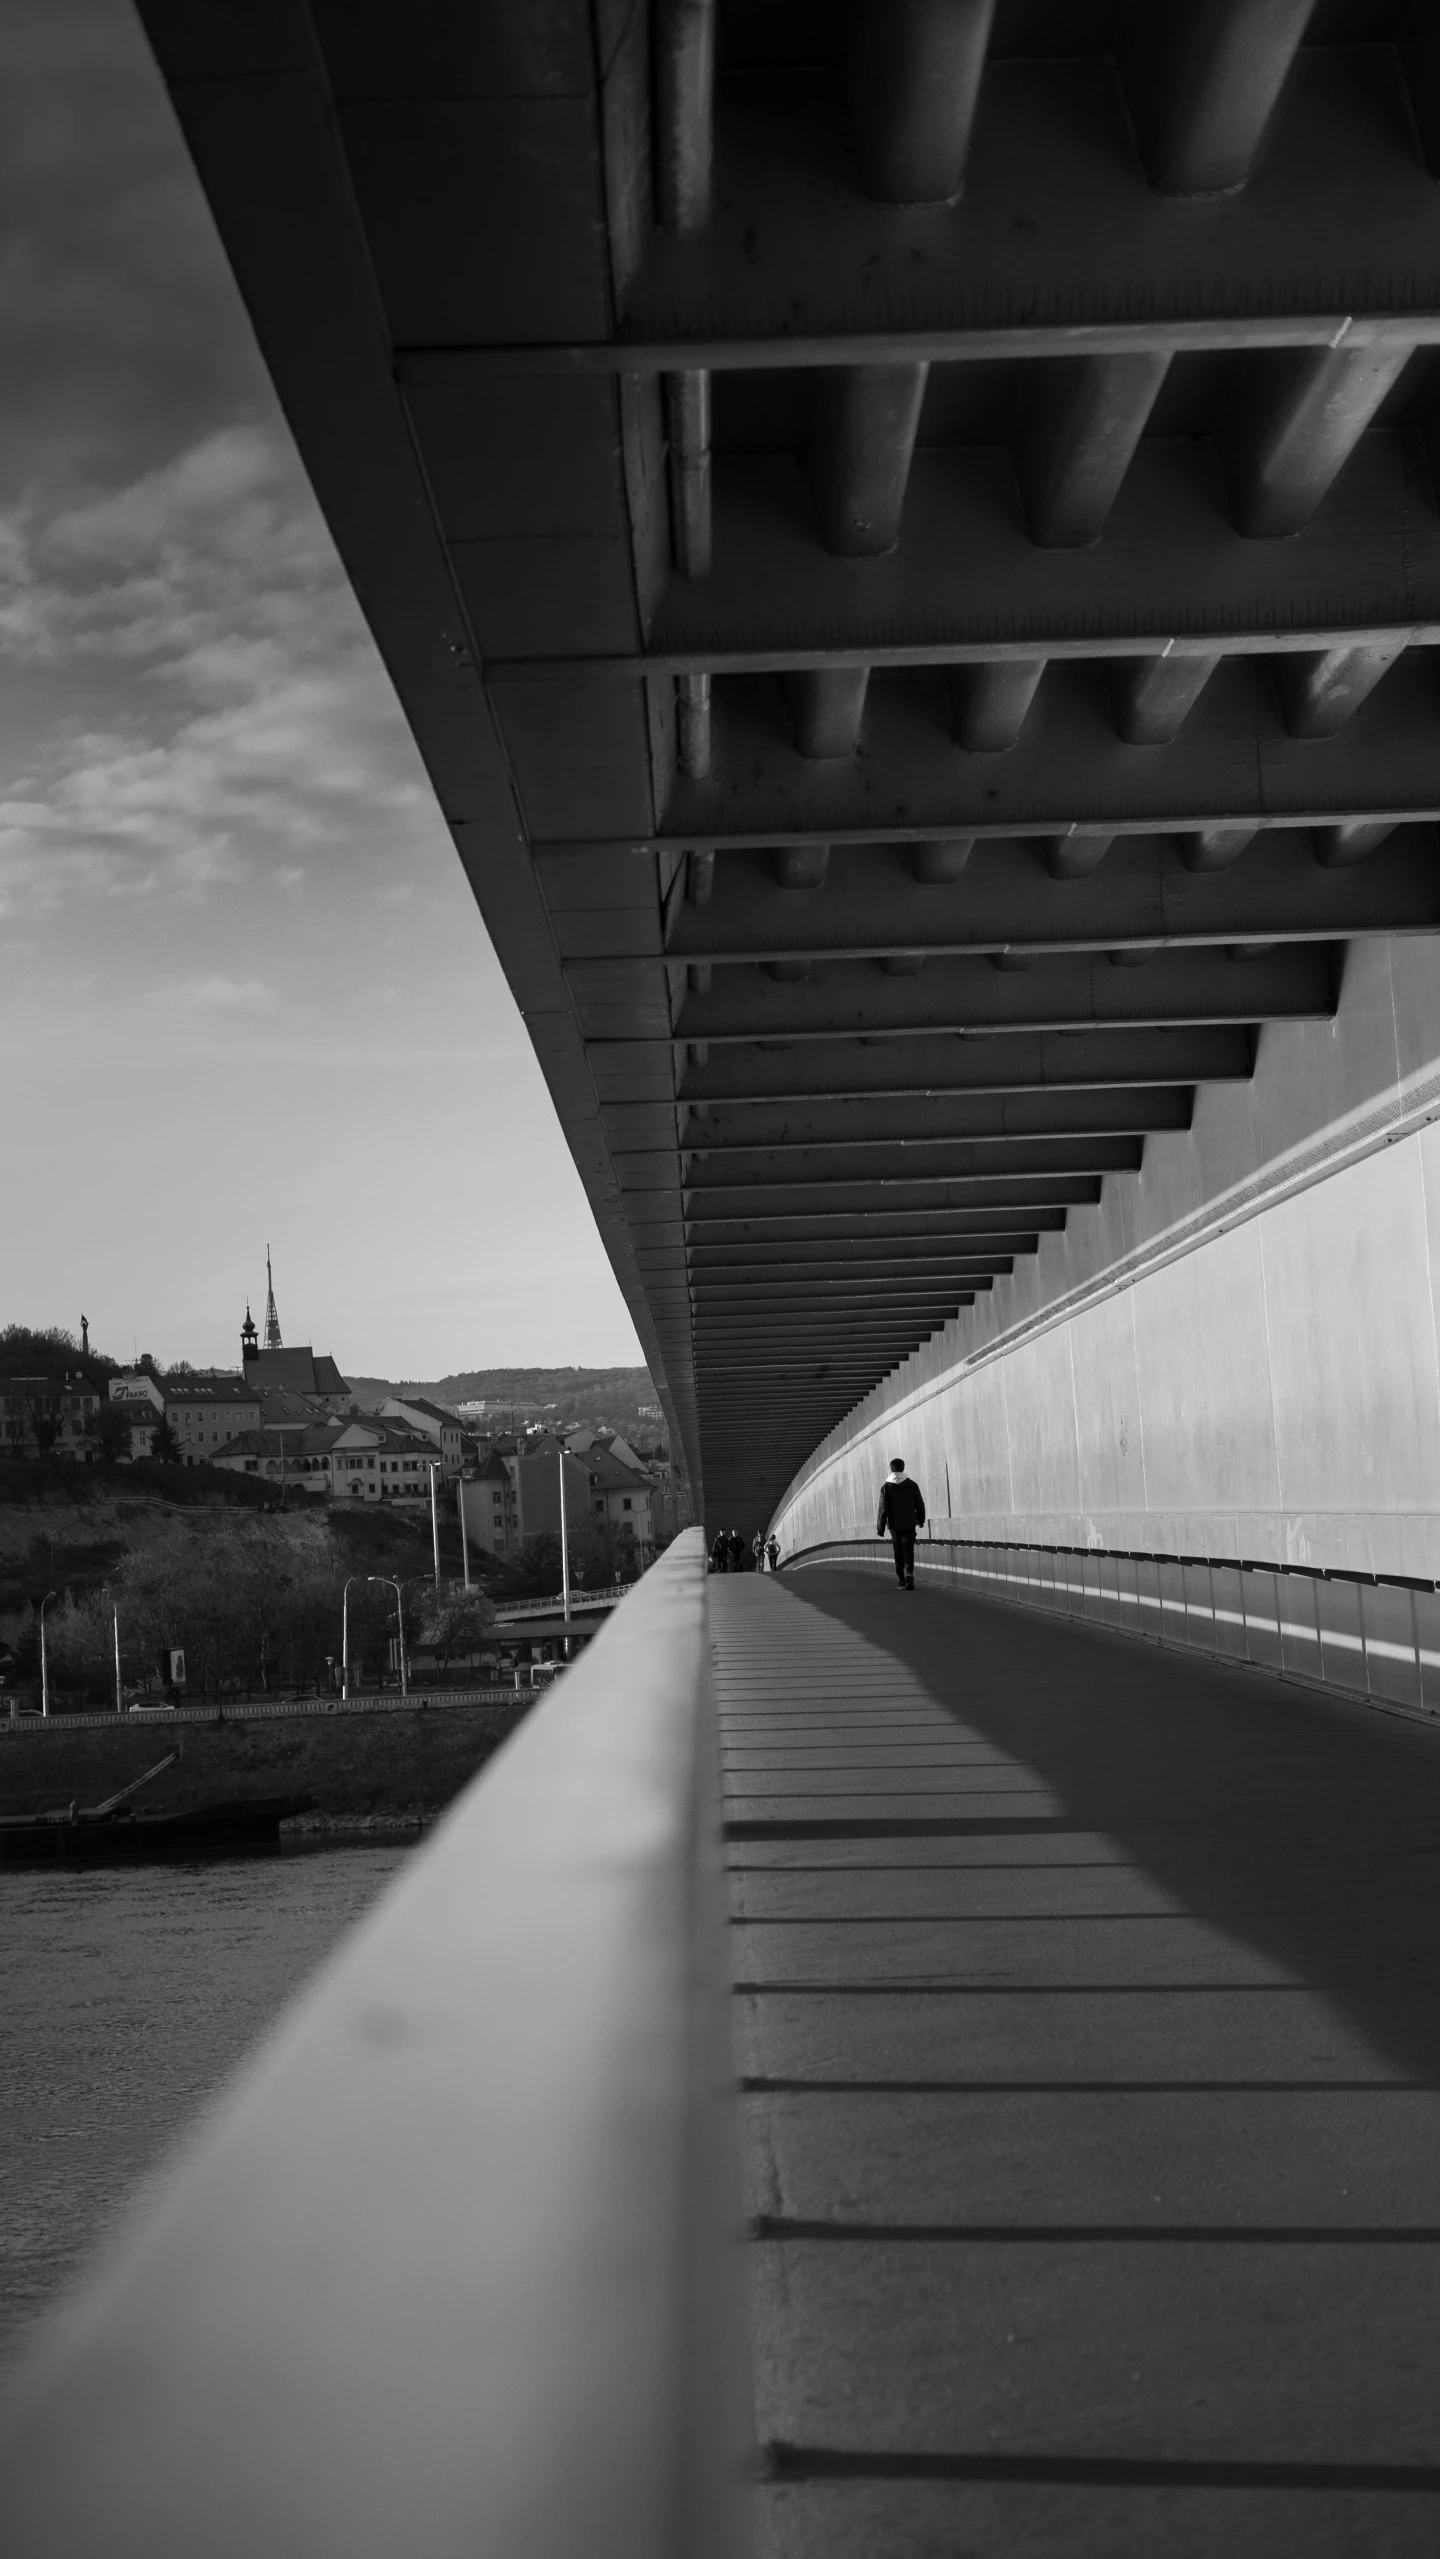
(1112, 651, 1223, 745)
(1276, 641, 1406, 738)
(1125, 0, 1317, 195)
(1227, 341, 1413, 539)
(788, 666, 870, 758)
(809, 364, 929, 555)
(949, 658, 1046, 751)
(1017, 354, 1171, 546)
(845, 0, 998, 204)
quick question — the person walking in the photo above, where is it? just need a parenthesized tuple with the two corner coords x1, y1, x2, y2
(766, 1534, 780, 1573)
(711, 1528, 730, 1574)
(752, 1531, 765, 1572)
(727, 1527, 748, 1573)
(876, 1456, 926, 1589)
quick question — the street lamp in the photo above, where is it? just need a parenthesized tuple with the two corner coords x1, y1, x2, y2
(557, 1445, 572, 1652)
(38, 1589, 57, 1720)
(427, 1460, 442, 1590)
(341, 1573, 363, 1703)
(368, 1575, 408, 1699)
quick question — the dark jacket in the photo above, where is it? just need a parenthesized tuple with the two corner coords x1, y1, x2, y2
(877, 1474, 926, 1537)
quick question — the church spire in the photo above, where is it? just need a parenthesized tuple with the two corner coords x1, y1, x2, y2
(263, 1247, 283, 1350)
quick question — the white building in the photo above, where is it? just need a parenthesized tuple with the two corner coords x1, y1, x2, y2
(377, 1395, 464, 1478)
(163, 1376, 262, 1464)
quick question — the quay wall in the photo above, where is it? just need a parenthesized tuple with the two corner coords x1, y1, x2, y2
(0, 1699, 530, 1822)
(771, 934, 1440, 1583)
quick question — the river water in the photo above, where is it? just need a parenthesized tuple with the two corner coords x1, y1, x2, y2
(0, 1840, 408, 2387)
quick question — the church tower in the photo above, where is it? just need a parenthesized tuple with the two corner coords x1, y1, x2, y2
(263, 1247, 283, 1350)
(241, 1304, 258, 1366)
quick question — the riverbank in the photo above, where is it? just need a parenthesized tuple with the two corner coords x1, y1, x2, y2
(0, 1698, 530, 1823)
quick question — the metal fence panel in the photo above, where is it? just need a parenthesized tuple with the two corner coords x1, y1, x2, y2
(1240, 1567, 1283, 1672)
(1182, 1562, 1218, 1652)
(1415, 1587, 1440, 1718)
(1211, 1563, 1248, 1660)
(1314, 1575, 1366, 1691)
(1157, 1557, 1186, 1641)
(1358, 1581, 1422, 1712)
(1278, 1572, 1324, 1682)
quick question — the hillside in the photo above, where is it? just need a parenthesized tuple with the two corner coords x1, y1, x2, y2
(344, 1365, 659, 1432)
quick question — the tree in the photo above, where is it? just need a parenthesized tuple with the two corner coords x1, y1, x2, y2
(25, 1396, 61, 1457)
(510, 1532, 563, 1597)
(569, 1518, 629, 1587)
(415, 1584, 496, 1670)
(84, 1403, 133, 1466)
(110, 1513, 348, 1698)
(0, 1324, 121, 1397)
(43, 1591, 126, 1698)
(149, 1416, 181, 1463)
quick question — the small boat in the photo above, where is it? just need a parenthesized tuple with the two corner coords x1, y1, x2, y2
(0, 1753, 315, 1863)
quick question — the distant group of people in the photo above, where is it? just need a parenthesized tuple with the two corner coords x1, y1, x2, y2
(707, 1456, 926, 1586)
(710, 1528, 781, 1574)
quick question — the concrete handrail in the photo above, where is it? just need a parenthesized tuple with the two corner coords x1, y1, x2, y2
(0, 1528, 755, 2559)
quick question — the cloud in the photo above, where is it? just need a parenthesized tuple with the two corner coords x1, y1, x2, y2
(164, 974, 278, 1014)
(0, 0, 267, 494)
(0, 421, 444, 918)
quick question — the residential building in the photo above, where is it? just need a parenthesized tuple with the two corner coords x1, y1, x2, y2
(377, 1395, 464, 1478)
(257, 1387, 325, 1439)
(515, 1434, 596, 1546)
(329, 1419, 441, 1504)
(585, 1442, 656, 1557)
(163, 1375, 262, 1464)
(458, 1446, 522, 1559)
(214, 1416, 441, 1501)
(0, 1375, 100, 1459)
(110, 1399, 162, 1461)
(212, 1425, 334, 1492)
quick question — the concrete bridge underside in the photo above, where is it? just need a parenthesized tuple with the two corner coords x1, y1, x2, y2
(141, 0, 1440, 1554)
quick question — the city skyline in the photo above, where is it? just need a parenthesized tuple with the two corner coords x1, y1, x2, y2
(0, 0, 644, 1377)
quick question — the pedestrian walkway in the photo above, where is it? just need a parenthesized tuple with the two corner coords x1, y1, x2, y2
(710, 1566, 1440, 2557)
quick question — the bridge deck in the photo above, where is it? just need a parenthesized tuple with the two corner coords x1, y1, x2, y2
(711, 1569, 1440, 2557)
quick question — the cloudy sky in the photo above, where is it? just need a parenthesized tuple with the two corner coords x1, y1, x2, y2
(0, 0, 645, 1379)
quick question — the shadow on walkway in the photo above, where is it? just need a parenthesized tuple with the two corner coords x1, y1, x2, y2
(714, 1567, 1440, 2556)
(787, 1565, 1440, 2088)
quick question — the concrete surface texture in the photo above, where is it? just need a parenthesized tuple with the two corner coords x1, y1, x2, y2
(772, 935, 1440, 1579)
(714, 1567, 1440, 2556)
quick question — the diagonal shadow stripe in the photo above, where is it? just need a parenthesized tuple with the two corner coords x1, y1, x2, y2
(764, 2443, 1440, 2491)
(740, 2076, 1438, 2094)
(724, 1816, 1081, 1839)
(754, 2217, 1440, 2244)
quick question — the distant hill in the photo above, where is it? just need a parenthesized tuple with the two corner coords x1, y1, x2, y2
(343, 1365, 661, 1433)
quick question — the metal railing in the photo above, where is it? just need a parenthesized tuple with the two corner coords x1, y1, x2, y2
(2, 1686, 525, 1729)
(787, 1533, 1440, 1722)
(0, 1528, 755, 2558)
(493, 1583, 632, 1621)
